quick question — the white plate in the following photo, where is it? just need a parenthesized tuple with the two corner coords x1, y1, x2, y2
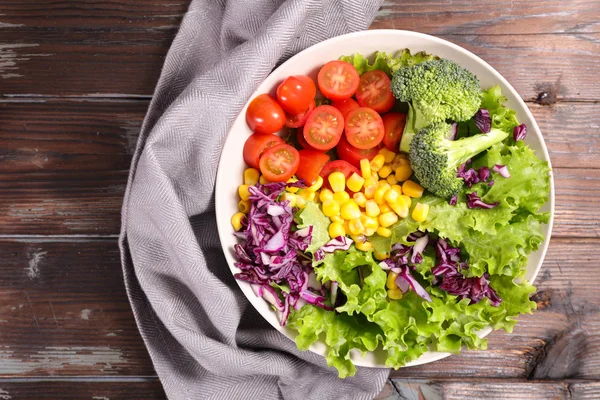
(215, 30, 555, 368)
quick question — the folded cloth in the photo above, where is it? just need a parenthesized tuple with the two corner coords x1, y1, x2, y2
(119, 0, 390, 398)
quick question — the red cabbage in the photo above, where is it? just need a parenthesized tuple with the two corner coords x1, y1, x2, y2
(478, 166, 491, 182)
(457, 163, 480, 188)
(448, 122, 458, 140)
(449, 195, 458, 206)
(474, 108, 491, 133)
(466, 192, 499, 209)
(314, 236, 354, 261)
(492, 164, 511, 178)
(513, 123, 527, 141)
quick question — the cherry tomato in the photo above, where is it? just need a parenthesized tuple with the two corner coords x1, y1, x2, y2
(295, 149, 330, 184)
(332, 98, 360, 119)
(277, 75, 317, 115)
(303, 105, 344, 151)
(382, 112, 407, 152)
(344, 107, 385, 150)
(285, 100, 315, 128)
(336, 135, 379, 169)
(259, 143, 300, 182)
(355, 70, 395, 113)
(246, 94, 285, 134)
(243, 133, 284, 169)
(317, 61, 360, 101)
(319, 160, 360, 191)
(297, 126, 316, 150)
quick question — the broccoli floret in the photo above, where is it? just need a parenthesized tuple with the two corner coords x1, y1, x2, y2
(409, 122, 509, 198)
(392, 59, 483, 152)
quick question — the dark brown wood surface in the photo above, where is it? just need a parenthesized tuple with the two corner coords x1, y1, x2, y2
(1, 0, 599, 398)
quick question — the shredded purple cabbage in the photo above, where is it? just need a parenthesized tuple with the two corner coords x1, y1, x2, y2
(314, 236, 354, 261)
(474, 108, 491, 133)
(492, 164, 511, 178)
(448, 122, 458, 140)
(457, 163, 480, 188)
(478, 167, 491, 182)
(466, 192, 499, 209)
(513, 123, 527, 141)
(449, 194, 458, 206)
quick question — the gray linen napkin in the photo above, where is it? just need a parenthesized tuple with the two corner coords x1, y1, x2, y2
(119, 0, 390, 398)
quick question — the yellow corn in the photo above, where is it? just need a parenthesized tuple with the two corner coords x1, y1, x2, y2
(392, 153, 408, 166)
(238, 184, 250, 201)
(386, 174, 398, 185)
(384, 189, 400, 204)
(403, 180, 424, 198)
(322, 200, 340, 217)
(329, 172, 346, 193)
(319, 188, 334, 202)
(370, 154, 385, 172)
(395, 162, 413, 182)
(280, 192, 296, 207)
(379, 211, 399, 228)
(377, 180, 390, 190)
(377, 226, 392, 237)
(328, 221, 346, 238)
(259, 175, 270, 185)
(374, 251, 389, 260)
(400, 195, 412, 208)
(286, 177, 299, 193)
(333, 191, 350, 204)
(307, 176, 323, 192)
(295, 195, 306, 209)
(378, 165, 393, 179)
(298, 190, 316, 202)
(374, 186, 388, 205)
(353, 192, 367, 208)
(360, 159, 371, 180)
(340, 200, 361, 220)
(365, 200, 380, 217)
(387, 288, 403, 300)
(355, 240, 372, 251)
(351, 234, 367, 244)
(391, 185, 403, 196)
(371, 172, 379, 182)
(231, 212, 245, 231)
(364, 228, 376, 237)
(244, 168, 260, 186)
(412, 203, 430, 222)
(390, 201, 409, 218)
(362, 215, 378, 231)
(386, 271, 399, 289)
(364, 183, 377, 199)
(379, 203, 391, 213)
(348, 218, 365, 236)
(378, 148, 396, 163)
(238, 200, 251, 214)
(347, 172, 365, 192)
(330, 215, 344, 224)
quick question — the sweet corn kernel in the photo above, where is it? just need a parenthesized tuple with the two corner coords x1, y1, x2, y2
(330, 215, 344, 224)
(379, 203, 391, 213)
(390, 202, 409, 218)
(328, 221, 346, 238)
(286, 177, 299, 193)
(333, 191, 350, 204)
(412, 203, 430, 222)
(259, 175, 270, 185)
(384, 189, 400, 204)
(364, 227, 376, 237)
(298, 190, 315, 202)
(322, 200, 340, 217)
(386, 271, 399, 289)
(387, 288, 403, 300)
(392, 153, 408, 166)
(355, 240, 372, 251)
(400, 195, 412, 208)
(307, 176, 323, 192)
(347, 172, 365, 192)
(231, 212, 245, 231)
(319, 188, 334, 202)
(238, 184, 250, 201)
(238, 200, 251, 214)
(377, 181, 390, 190)
(351, 234, 367, 244)
(374, 186, 388, 205)
(403, 180, 424, 198)
(364, 183, 377, 199)
(348, 218, 365, 236)
(374, 251, 389, 260)
(362, 215, 378, 230)
(379, 211, 399, 228)
(370, 154, 385, 172)
(243, 168, 260, 186)
(378, 148, 396, 163)
(371, 172, 379, 182)
(377, 226, 392, 237)
(341, 200, 361, 220)
(353, 192, 367, 208)
(295, 195, 306, 209)
(391, 184, 403, 196)
(386, 174, 398, 185)
(328, 172, 346, 193)
(280, 192, 296, 207)
(394, 163, 413, 182)
(360, 159, 371, 180)
(365, 200, 380, 217)
(378, 165, 393, 179)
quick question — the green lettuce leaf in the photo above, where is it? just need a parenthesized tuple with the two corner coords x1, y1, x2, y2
(298, 201, 331, 253)
(481, 85, 520, 133)
(339, 49, 438, 76)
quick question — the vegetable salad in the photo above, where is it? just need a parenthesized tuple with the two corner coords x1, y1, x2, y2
(230, 49, 550, 378)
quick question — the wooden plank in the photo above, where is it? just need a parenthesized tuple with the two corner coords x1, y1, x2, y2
(0, 379, 165, 399)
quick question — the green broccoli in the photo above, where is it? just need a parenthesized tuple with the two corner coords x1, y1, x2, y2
(391, 59, 483, 153)
(409, 122, 509, 198)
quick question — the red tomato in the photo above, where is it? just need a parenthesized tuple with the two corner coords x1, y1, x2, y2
(246, 94, 286, 134)
(243, 133, 284, 169)
(295, 150, 330, 184)
(336, 135, 379, 169)
(355, 70, 395, 113)
(285, 100, 315, 128)
(344, 107, 385, 150)
(319, 160, 360, 190)
(296, 126, 315, 150)
(332, 98, 360, 119)
(259, 143, 300, 182)
(317, 61, 360, 101)
(277, 75, 317, 115)
(303, 105, 344, 151)
(382, 112, 407, 152)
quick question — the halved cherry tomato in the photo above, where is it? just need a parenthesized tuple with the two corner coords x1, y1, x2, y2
(277, 75, 317, 115)
(295, 149, 330, 184)
(246, 94, 286, 134)
(303, 105, 344, 151)
(344, 107, 385, 150)
(285, 100, 315, 128)
(319, 160, 360, 190)
(355, 70, 395, 113)
(259, 143, 299, 182)
(332, 98, 360, 119)
(336, 135, 379, 169)
(317, 61, 360, 101)
(382, 112, 407, 152)
(297, 126, 315, 150)
(243, 133, 284, 169)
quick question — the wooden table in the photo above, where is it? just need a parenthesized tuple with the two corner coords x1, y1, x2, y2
(1, 0, 599, 398)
